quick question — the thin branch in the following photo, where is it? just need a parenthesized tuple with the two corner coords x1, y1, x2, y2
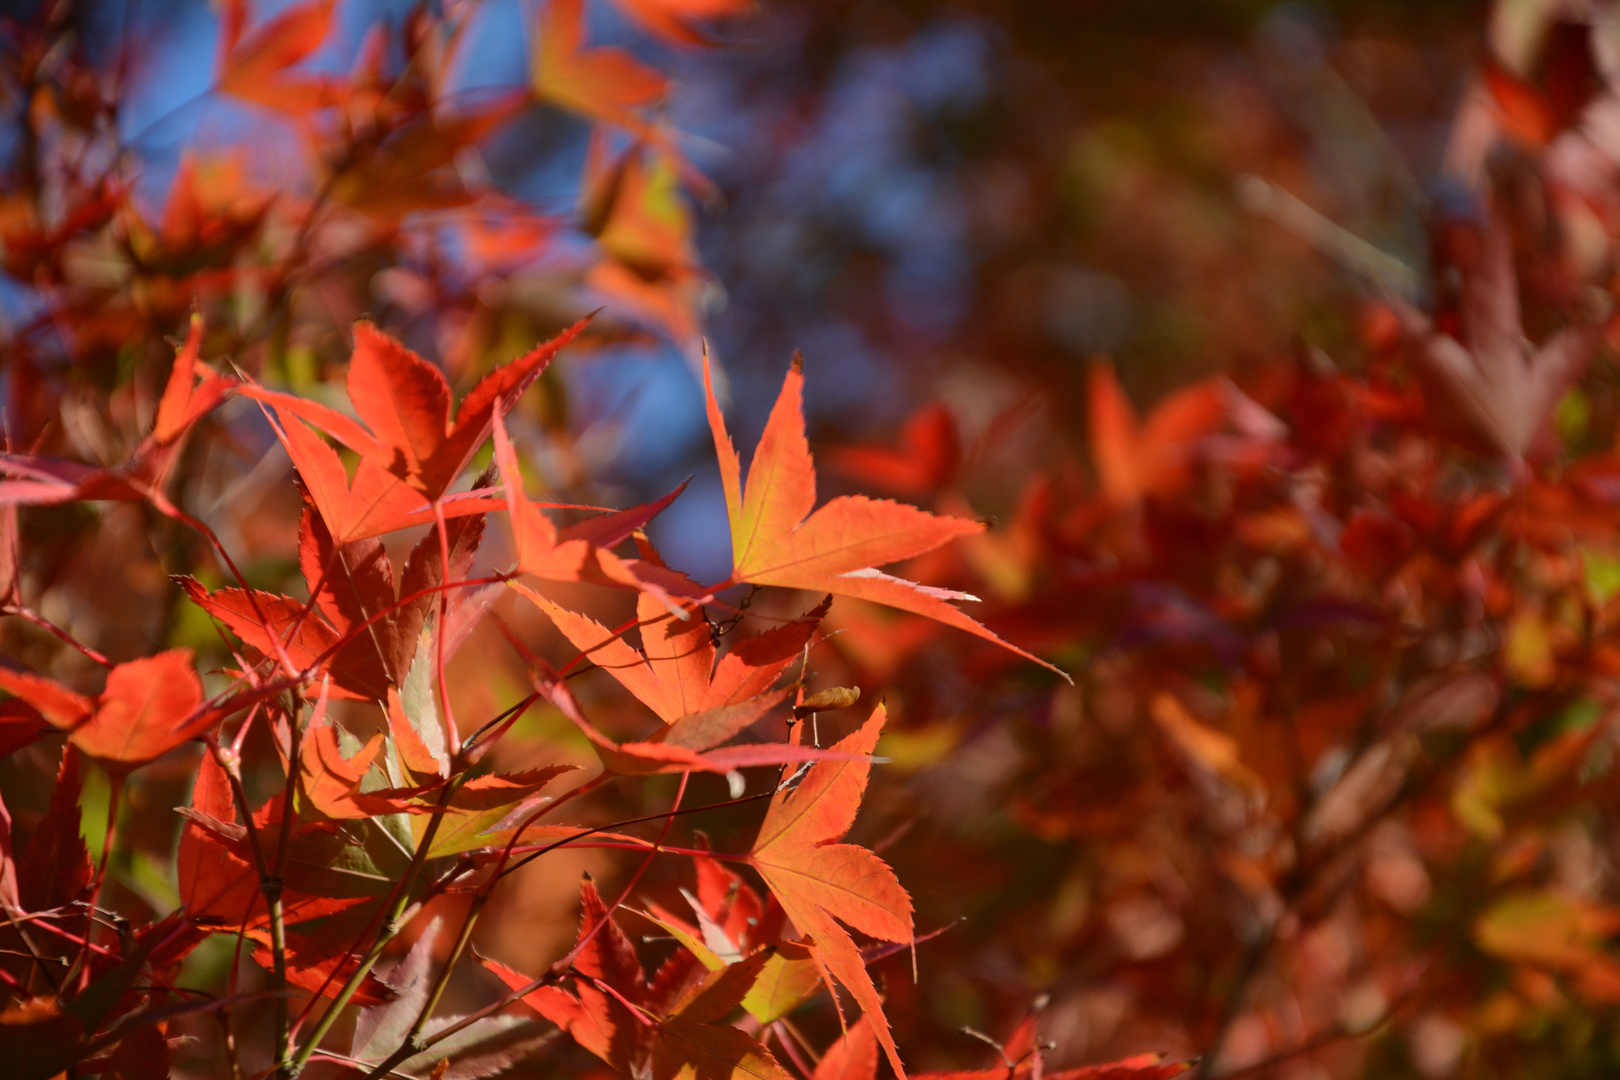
(281, 773, 466, 1077)
(1, 604, 112, 667)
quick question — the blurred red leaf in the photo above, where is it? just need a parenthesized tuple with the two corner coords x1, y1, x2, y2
(100, 1020, 170, 1080)
(217, 0, 340, 115)
(607, 0, 751, 47)
(0, 319, 233, 510)
(0, 651, 209, 770)
(827, 403, 960, 499)
(813, 1017, 878, 1080)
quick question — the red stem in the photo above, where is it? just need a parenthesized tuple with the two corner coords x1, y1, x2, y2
(432, 500, 460, 755)
(2, 605, 111, 667)
(554, 771, 691, 975)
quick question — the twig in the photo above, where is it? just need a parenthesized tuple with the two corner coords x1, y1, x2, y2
(1, 604, 111, 667)
(281, 772, 466, 1077)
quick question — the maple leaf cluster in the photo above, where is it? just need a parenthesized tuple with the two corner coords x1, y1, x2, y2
(0, 275, 1116, 1080)
(0, 277, 1104, 1079)
(0, 2, 1165, 1078)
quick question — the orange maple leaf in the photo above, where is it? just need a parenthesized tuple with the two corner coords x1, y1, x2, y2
(749, 704, 912, 1079)
(216, 0, 340, 116)
(1086, 360, 1226, 505)
(0, 650, 213, 772)
(261, 409, 523, 545)
(523, 580, 822, 724)
(705, 354, 1062, 678)
(533, 0, 670, 140)
(811, 1018, 878, 1080)
(525, 641, 860, 777)
(244, 318, 588, 501)
(494, 410, 693, 599)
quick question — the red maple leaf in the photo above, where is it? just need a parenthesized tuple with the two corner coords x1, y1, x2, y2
(0, 650, 214, 771)
(244, 318, 587, 501)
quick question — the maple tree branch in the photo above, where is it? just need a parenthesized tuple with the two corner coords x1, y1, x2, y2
(0, 903, 58, 996)
(404, 787, 770, 1063)
(217, 1005, 250, 1080)
(357, 800, 552, 1079)
(407, 965, 560, 1057)
(360, 721, 606, 1080)
(285, 699, 544, 1029)
(577, 971, 659, 1025)
(267, 698, 305, 1078)
(1201, 716, 1445, 1076)
(403, 902, 482, 1046)
(770, 1020, 817, 1079)
(1212, 970, 1426, 1080)
(461, 691, 542, 759)
(432, 500, 461, 755)
(1, 603, 111, 667)
(164, 504, 304, 680)
(368, 800, 599, 1068)
(305, 1048, 418, 1080)
(527, 770, 612, 823)
(228, 146, 355, 362)
(553, 770, 691, 978)
(210, 725, 271, 882)
(551, 839, 737, 858)
(219, 911, 256, 1080)
(356, 765, 623, 1080)
(356, 869, 506, 1079)
(16, 910, 122, 957)
(282, 772, 466, 1077)
(202, 719, 278, 1077)
(1199, 918, 1277, 1079)
(496, 789, 772, 880)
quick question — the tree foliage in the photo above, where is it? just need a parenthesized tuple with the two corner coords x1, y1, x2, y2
(5, 1, 1620, 1079)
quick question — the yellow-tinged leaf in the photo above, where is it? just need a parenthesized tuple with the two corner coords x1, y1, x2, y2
(1475, 890, 1620, 969)
(749, 704, 911, 1078)
(1150, 693, 1264, 795)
